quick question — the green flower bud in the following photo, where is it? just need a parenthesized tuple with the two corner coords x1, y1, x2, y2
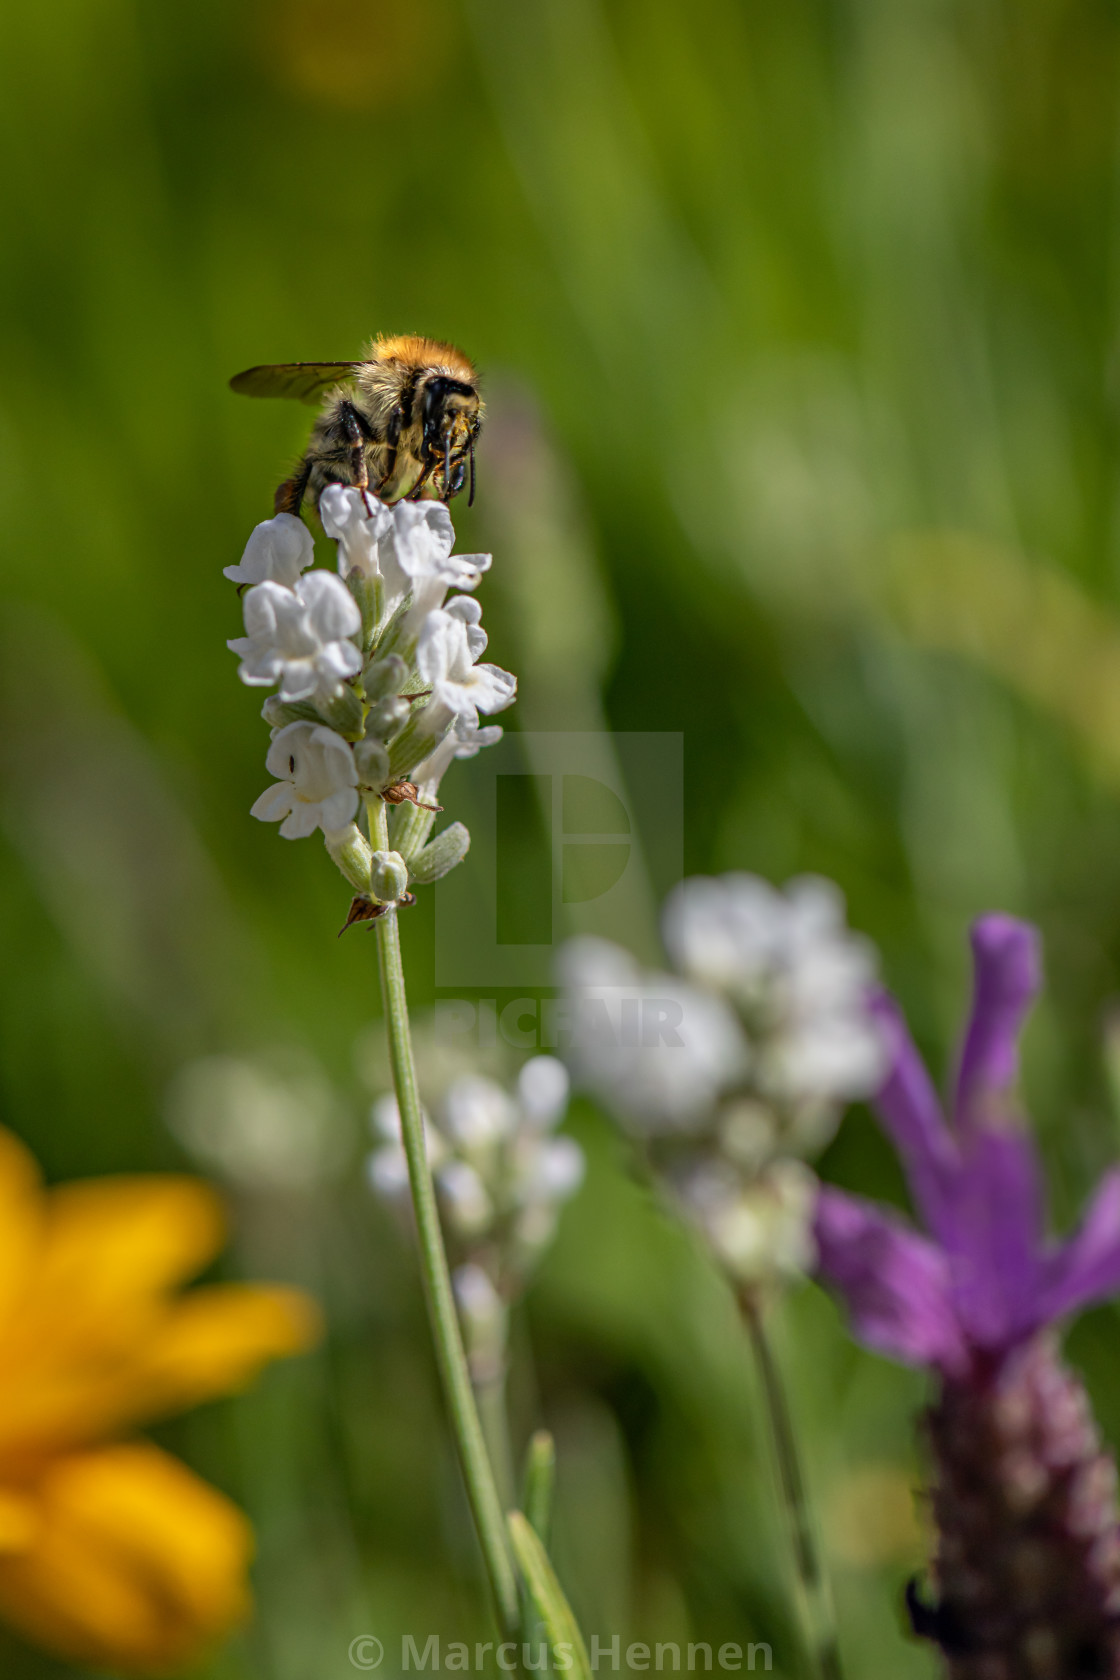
(353, 738, 390, 788)
(346, 570, 384, 651)
(323, 823, 373, 894)
(371, 592, 414, 662)
(318, 684, 364, 737)
(408, 822, 471, 885)
(261, 695, 324, 730)
(387, 715, 447, 780)
(362, 653, 407, 700)
(367, 695, 410, 739)
(389, 795, 439, 861)
(370, 849, 410, 903)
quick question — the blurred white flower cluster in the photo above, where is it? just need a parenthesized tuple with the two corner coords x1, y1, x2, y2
(368, 1057, 584, 1367)
(225, 493, 515, 913)
(559, 874, 884, 1290)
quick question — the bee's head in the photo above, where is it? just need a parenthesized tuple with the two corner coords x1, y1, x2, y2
(421, 375, 480, 443)
(421, 375, 482, 503)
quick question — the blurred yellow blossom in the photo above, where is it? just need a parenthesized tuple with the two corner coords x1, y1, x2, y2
(0, 1126, 319, 1673)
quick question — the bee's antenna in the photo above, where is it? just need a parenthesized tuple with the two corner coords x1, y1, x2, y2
(444, 433, 452, 503)
(468, 437, 476, 508)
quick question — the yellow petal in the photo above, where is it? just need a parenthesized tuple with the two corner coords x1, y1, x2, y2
(0, 1154, 318, 1470)
(0, 1488, 39, 1553)
(0, 1178, 228, 1466)
(36, 1176, 227, 1302)
(130, 1283, 322, 1416)
(0, 1442, 252, 1674)
(0, 1177, 226, 1382)
(0, 1289, 319, 1468)
(0, 1129, 44, 1332)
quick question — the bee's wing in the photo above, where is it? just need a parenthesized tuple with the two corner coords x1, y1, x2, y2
(228, 362, 361, 406)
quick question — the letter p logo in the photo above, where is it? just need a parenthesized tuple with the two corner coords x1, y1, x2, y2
(434, 732, 683, 987)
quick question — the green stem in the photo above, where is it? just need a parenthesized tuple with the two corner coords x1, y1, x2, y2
(370, 796, 520, 1634)
(474, 1363, 517, 1513)
(522, 1430, 556, 1544)
(740, 1293, 842, 1680)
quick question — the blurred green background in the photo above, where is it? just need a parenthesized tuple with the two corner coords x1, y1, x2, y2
(5, 0, 1120, 1674)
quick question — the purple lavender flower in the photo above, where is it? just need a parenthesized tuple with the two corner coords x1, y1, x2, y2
(816, 913, 1120, 1375)
(816, 915, 1120, 1678)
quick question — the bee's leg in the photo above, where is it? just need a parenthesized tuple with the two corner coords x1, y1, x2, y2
(406, 459, 435, 501)
(274, 456, 313, 516)
(443, 458, 467, 499)
(373, 407, 404, 498)
(336, 401, 373, 517)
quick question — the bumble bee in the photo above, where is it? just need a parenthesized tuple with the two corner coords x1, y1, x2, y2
(229, 334, 483, 515)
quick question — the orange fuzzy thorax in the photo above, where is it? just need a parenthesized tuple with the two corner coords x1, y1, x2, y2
(368, 334, 478, 383)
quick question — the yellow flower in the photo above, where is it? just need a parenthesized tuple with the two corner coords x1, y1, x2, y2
(0, 1126, 319, 1674)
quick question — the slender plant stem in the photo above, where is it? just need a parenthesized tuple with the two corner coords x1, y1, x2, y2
(371, 798, 520, 1634)
(740, 1292, 843, 1680)
(474, 1363, 517, 1513)
(522, 1430, 556, 1544)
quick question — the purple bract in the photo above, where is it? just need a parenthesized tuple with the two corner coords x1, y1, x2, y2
(816, 914, 1120, 1376)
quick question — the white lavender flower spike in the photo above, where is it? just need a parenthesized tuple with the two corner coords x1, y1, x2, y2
(557, 878, 882, 1675)
(368, 1056, 584, 1293)
(226, 483, 511, 910)
(559, 874, 884, 1289)
(226, 481, 528, 1635)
